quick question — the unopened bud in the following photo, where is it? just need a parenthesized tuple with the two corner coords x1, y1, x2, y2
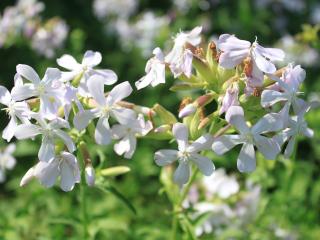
(85, 165, 95, 187)
(153, 104, 177, 124)
(20, 167, 35, 187)
(179, 104, 197, 118)
(195, 93, 216, 107)
(198, 117, 210, 130)
(154, 124, 171, 133)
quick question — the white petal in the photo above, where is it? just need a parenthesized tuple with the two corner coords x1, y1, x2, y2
(172, 123, 189, 152)
(251, 113, 283, 135)
(20, 166, 35, 186)
(261, 90, 287, 107)
(186, 26, 202, 46)
(85, 165, 95, 186)
(135, 75, 153, 90)
(284, 137, 296, 158)
(5, 143, 16, 155)
(219, 49, 248, 69)
(212, 135, 243, 155)
(124, 134, 136, 159)
(111, 124, 127, 139)
(60, 156, 79, 192)
(16, 64, 41, 84)
(90, 69, 118, 85)
(255, 45, 285, 61)
(82, 51, 102, 67)
(106, 81, 133, 105)
(303, 128, 314, 138)
(87, 75, 106, 106)
(73, 110, 96, 131)
(42, 68, 61, 84)
(34, 159, 59, 188)
(190, 153, 215, 176)
(188, 134, 214, 152)
(4, 156, 16, 169)
(254, 135, 280, 160)
(57, 54, 79, 70)
(11, 84, 37, 101)
(3, 117, 17, 142)
(54, 129, 75, 153)
(253, 50, 276, 73)
(0, 85, 11, 105)
(237, 143, 256, 173)
(173, 162, 190, 185)
(111, 108, 136, 125)
(226, 106, 250, 134)
(14, 124, 41, 139)
(95, 117, 111, 145)
(154, 149, 178, 166)
(38, 136, 55, 162)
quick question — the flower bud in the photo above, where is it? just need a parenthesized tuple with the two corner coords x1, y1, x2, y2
(154, 124, 171, 133)
(153, 104, 177, 124)
(85, 165, 95, 187)
(20, 167, 35, 187)
(179, 104, 197, 118)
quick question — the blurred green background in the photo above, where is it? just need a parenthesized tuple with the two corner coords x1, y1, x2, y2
(0, 0, 320, 239)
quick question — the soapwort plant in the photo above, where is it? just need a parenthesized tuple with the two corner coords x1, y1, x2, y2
(0, 26, 314, 239)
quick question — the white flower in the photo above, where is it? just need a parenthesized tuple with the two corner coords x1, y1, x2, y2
(14, 113, 75, 162)
(20, 151, 80, 192)
(135, 47, 166, 90)
(0, 84, 30, 141)
(165, 26, 202, 78)
(261, 64, 306, 123)
(112, 114, 153, 159)
(202, 168, 239, 199)
(275, 105, 313, 158)
(212, 106, 282, 173)
(73, 75, 136, 145)
(155, 123, 215, 185)
(0, 144, 16, 182)
(57, 50, 117, 96)
(218, 34, 285, 73)
(11, 64, 64, 119)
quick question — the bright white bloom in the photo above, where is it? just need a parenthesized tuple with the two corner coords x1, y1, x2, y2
(212, 106, 282, 173)
(14, 114, 75, 162)
(155, 123, 214, 185)
(20, 151, 80, 192)
(0, 144, 16, 182)
(275, 105, 313, 158)
(218, 34, 285, 74)
(73, 75, 136, 145)
(165, 26, 202, 78)
(135, 47, 166, 90)
(261, 64, 306, 122)
(0, 84, 30, 141)
(11, 64, 64, 119)
(112, 114, 152, 159)
(57, 50, 117, 96)
(202, 168, 239, 199)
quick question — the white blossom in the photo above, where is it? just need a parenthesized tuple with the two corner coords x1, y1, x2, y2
(212, 106, 282, 173)
(73, 75, 136, 145)
(20, 151, 80, 192)
(155, 123, 214, 185)
(112, 114, 152, 159)
(0, 144, 16, 182)
(135, 47, 166, 90)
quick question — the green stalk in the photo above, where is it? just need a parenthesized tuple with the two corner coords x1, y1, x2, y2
(80, 179, 89, 240)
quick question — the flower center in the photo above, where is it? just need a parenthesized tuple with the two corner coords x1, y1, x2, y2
(178, 151, 190, 163)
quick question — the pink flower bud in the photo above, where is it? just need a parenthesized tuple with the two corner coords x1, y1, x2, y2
(179, 104, 197, 118)
(85, 165, 95, 187)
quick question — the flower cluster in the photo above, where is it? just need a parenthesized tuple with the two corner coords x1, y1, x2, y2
(0, 26, 314, 191)
(0, 0, 68, 58)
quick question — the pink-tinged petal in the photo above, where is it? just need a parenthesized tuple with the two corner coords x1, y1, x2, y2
(253, 50, 276, 73)
(226, 106, 250, 134)
(14, 124, 41, 139)
(91, 69, 118, 85)
(254, 135, 280, 160)
(73, 109, 97, 131)
(212, 135, 243, 155)
(57, 54, 80, 70)
(261, 90, 287, 107)
(11, 84, 37, 101)
(95, 117, 111, 145)
(106, 81, 133, 105)
(251, 113, 283, 135)
(284, 137, 296, 158)
(16, 64, 41, 84)
(38, 136, 55, 162)
(237, 143, 256, 173)
(173, 123, 189, 152)
(219, 85, 239, 115)
(190, 153, 215, 176)
(174, 162, 190, 185)
(82, 50, 102, 67)
(179, 104, 196, 118)
(0, 86, 11, 105)
(188, 134, 214, 152)
(154, 149, 178, 166)
(87, 75, 106, 106)
(34, 159, 59, 188)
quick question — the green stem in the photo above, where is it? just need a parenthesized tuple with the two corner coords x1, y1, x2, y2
(171, 208, 178, 240)
(179, 168, 199, 206)
(80, 169, 89, 239)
